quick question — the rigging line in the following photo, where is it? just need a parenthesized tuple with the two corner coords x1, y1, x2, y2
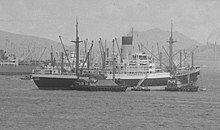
(141, 43, 167, 67)
(175, 46, 198, 67)
(162, 46, 169, 57)
(59, 36, 72, 69)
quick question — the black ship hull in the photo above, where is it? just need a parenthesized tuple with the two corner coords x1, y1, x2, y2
(32, 68, 200, 90)
(174, 68, 200, 84)
(116, 68, 200, 87)
(32, 74, 127, 91)
(32, 74, 78, 90)
(165, 69, 200, 92)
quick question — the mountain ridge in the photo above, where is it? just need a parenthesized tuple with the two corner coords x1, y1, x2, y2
(131, 28, 201, 52)
(0, 28, 202, 61)
(0, 30, 65, 60)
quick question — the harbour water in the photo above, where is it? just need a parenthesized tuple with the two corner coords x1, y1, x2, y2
(0, 68, 220, 130)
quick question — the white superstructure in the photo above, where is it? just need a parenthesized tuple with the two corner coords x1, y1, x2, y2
(105, 52, 170, 79)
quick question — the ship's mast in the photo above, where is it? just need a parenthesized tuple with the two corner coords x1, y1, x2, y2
(112, 39, 115, 82)
(72, 17, 82, 76)
(131, 28, 134, 40)
(131, 27, 134, 51)
(167, 21, 176, 75)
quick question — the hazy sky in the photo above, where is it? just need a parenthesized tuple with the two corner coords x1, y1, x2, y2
(0, 0, 220, 44)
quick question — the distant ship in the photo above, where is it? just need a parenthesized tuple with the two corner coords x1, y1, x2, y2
(0, 49, 37, 75)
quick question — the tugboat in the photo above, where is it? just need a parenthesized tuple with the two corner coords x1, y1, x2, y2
(165, 77, 199, 92)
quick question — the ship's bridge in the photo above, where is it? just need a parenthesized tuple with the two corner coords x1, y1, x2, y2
(132, 53, 155, 61)
(128, 53, 155, 65)
(124, 53, 157, 74)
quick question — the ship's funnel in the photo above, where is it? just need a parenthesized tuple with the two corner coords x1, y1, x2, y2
(122, 36, 132, 59)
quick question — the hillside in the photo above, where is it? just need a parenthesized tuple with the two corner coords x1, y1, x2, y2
(0, 28, 203, 64)
(0, 30, 70, 60)
(130, 28, 201, 53)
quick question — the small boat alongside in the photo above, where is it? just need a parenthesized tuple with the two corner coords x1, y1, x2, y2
(165, 78, 199, 92)
(131, 87, 150, 91)
(70, 78, 127, 92)
(20, 74, 32, 80)
(199, 88, 206, 91)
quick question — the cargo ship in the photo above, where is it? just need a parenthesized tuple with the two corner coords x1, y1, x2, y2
(32, 21, 200, 90)
(0, 49, 37, 75)
(32, 19, 127, 91)
(105, 51, 200, 87)
(32, 18, 82, 90)
(105, 22, 200, 88)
